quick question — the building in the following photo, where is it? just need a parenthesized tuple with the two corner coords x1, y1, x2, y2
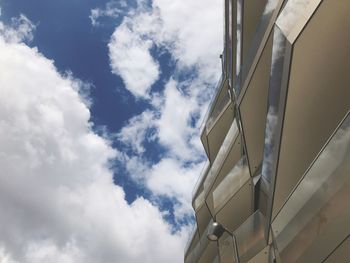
(184, 0, 350, 262)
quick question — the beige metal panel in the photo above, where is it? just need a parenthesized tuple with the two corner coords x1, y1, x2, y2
(280, 197, 350, 263)
(215, 179, 253, 232)
(272, 0, 350, 219)
(247, 246, 269, 263)
(207, 104, 235, 163)
(198, 242, 218, 263)
(242, 0, 268, 64)
(271, 113, 350, 263)
(196, 204, 212, 238)
(240, 34, 273, 176)
(324, 236, 350, 263)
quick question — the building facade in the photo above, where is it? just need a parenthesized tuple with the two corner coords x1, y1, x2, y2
(184, 0, 350, 262)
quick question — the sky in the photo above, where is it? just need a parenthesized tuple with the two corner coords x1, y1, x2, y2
(0, 0, 222, 262)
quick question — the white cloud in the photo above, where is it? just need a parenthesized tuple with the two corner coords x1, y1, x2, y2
(0, 14, 35, 43)
(0, 15, 189, 263)
(89, 0, 127, 26)
(108, 19, 160, 98)
(105, 0, 222, 221)
(146, 158, 204, 218)
(117, 110, 156, 154)
(152, 0, 222, 79)
(155, 79, 200, 160)
(107, 0, 222, 98)
(115, 79, 207, 219)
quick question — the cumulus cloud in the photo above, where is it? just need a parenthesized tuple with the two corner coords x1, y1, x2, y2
(152, 0, 222, 78)
(0, 15, 188, 263)
(105, 0, 222, 221)
(108, 18, 160, 99)
(113, 76, 213, 211)
(107, 0, 222, 98)
(154, 80, 200, 160)
(146, 158, 204, 219)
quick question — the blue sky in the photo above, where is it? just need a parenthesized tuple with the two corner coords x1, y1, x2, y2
(0, 0, 222, 262)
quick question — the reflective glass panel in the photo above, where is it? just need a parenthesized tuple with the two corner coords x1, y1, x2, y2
(234, 211, 266, 263)
(194, 190, 205, 211)
(200, 76, 224, 134)
(204, 121, 239, 196)
(192, 162, 210, 200)
(241, 0, 277, 86)
(276, 0, 313, 37)
(219, 232, 237, 263)
(227, 0, 234, 87)
(212, 155, 250, 214)
(206, 89, 231, 132)
(235, 0, 243, 94)
(185, 224, 198, 257)
(261, 27, 288, 190)
(185, 220, 213, 263)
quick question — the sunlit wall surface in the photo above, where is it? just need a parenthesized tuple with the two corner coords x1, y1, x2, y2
(185, 0, 350, 262)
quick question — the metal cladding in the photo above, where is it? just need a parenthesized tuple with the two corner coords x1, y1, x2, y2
(185, 0, 350, 262)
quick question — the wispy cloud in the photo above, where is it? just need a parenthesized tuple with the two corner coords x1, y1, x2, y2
(0, 14, 36, 43)
(89, 0, 128, 26)
(117, 110, 157, 154)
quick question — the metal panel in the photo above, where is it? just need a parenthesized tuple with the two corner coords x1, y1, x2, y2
(324, 236, 350, 263)
(247, 246, 269, 263)
(272, 113, 350, 263)
(272, 0, 350, 219)
(215, 179, 253, 233)
(198, 242, 219, 263)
